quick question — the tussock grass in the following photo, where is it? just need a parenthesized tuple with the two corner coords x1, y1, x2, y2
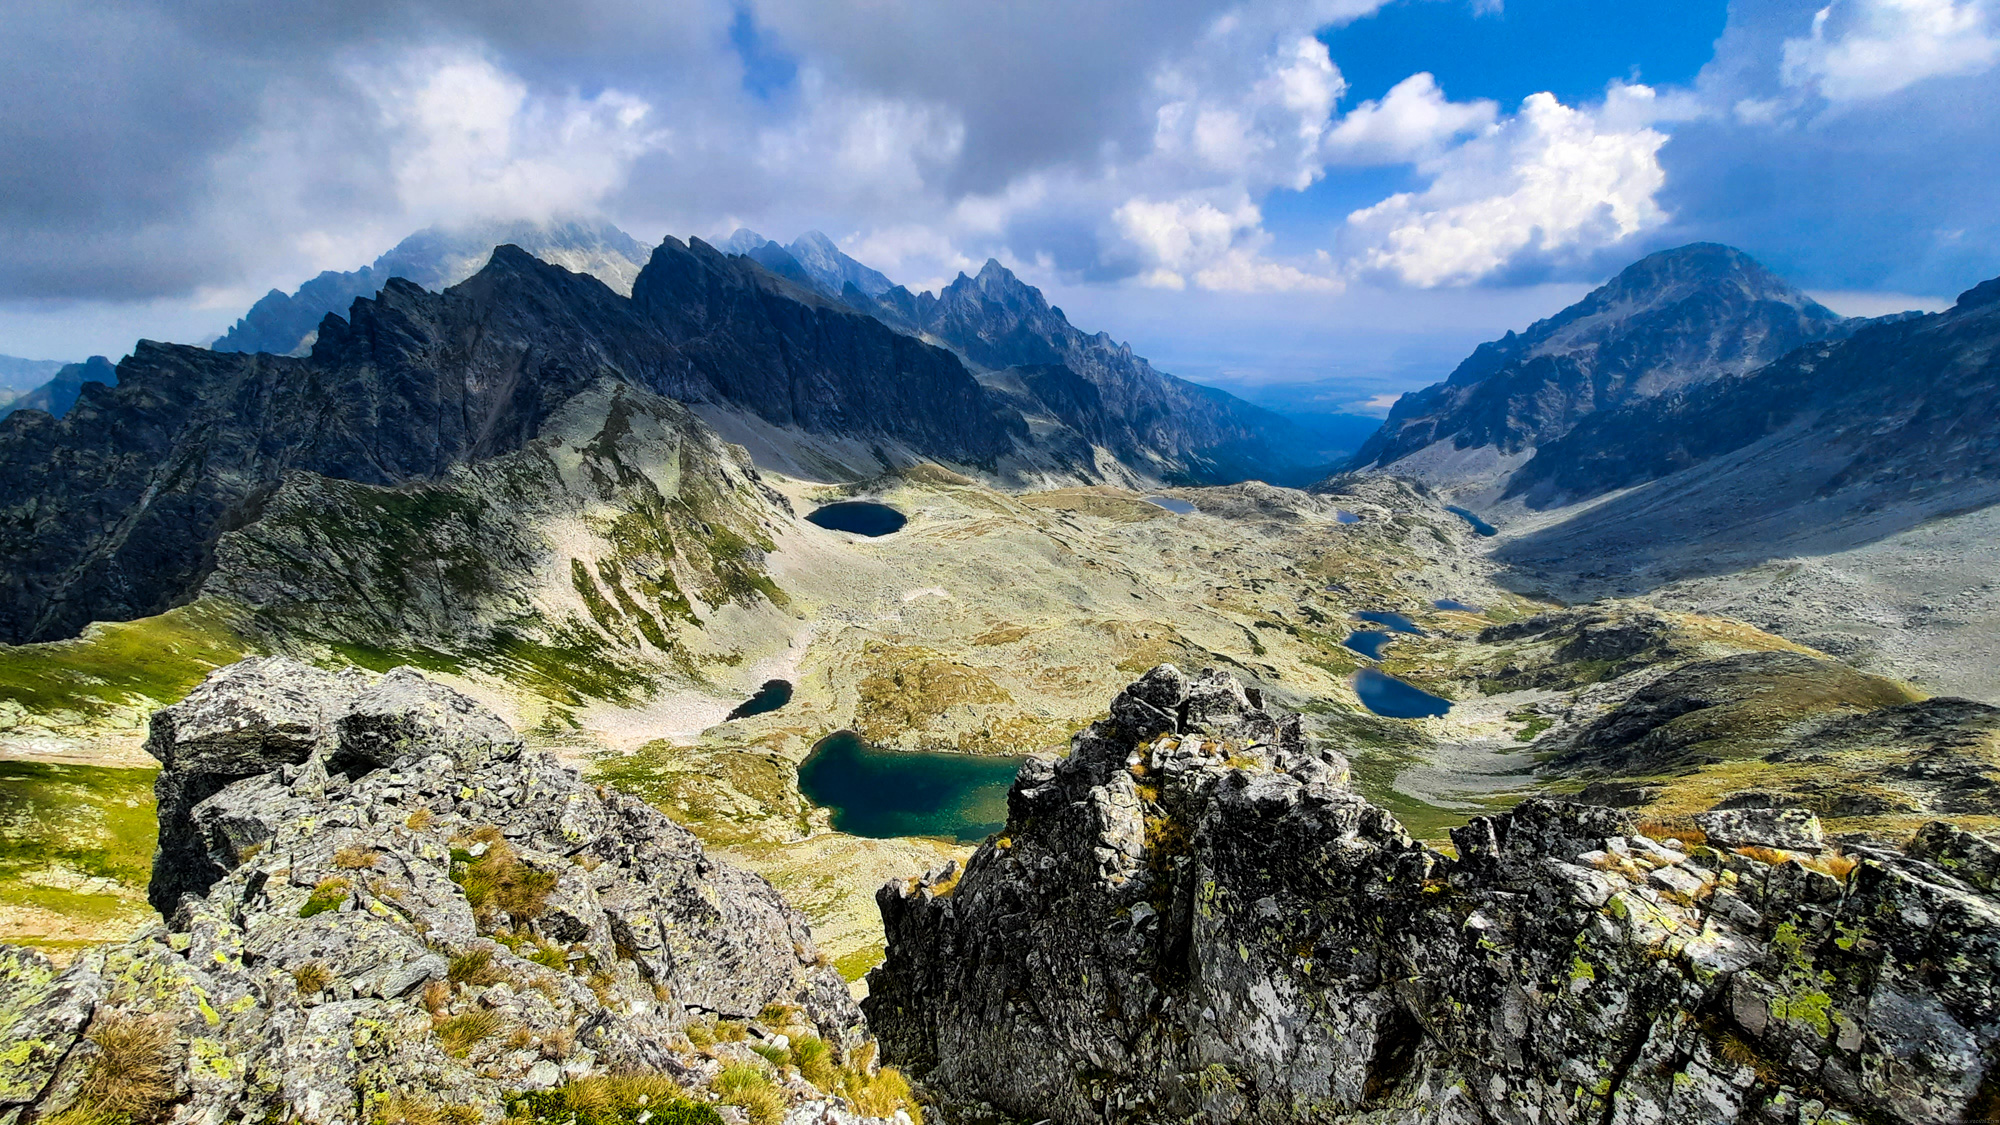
(447, 947, 503, 986)
(39, 1013, 179, 1125)
(292, 961, 333, 996)
(450, 826, 557, 927)
(710, 1064, 784, 1125)
(298, 877, 352, 918)
(504, 1072, 721, 1125)
(434, 1009, 505, 1057)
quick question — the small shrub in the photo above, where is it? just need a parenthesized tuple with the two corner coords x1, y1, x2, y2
(435, 1010, 505, 1058)
(711, 1019, 747, 1042)
(334, 845, 378, 869)
(684, 1021, 715, 1049)
(292, 961, 333, 996)
(711, 1064, 784, 1125)
(447, 948, 503, 986)
(299, 877, 353, 918)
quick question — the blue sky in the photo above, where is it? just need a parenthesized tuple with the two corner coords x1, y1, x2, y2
(1, 0, 1993, 411)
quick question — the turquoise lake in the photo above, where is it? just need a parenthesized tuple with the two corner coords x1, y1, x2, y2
(796, 731, 1026, 842)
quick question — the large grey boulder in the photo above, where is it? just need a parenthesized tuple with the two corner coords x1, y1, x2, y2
(865, 664, 2000, 1125)
(7, 658, 868, 1125)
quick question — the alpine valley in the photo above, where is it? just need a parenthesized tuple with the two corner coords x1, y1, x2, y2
(2, 223, 1997, 1125)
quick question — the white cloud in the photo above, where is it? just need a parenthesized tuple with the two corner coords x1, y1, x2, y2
(1115, 195, 1340, 291)
(371, 50, 666, 224)
(1341, 86, 1670, 287)
(1781, 0, 2000, 101)
(1323, 73, 1497, 165)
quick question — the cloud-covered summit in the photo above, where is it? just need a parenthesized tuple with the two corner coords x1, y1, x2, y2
(2, 0, 1994, 373)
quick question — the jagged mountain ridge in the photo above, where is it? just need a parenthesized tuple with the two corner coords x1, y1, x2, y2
(0, 239, 1019, 644)
(1491, 272, 2000, 591)
(1348, 243, 1857, 485)
(212, 218, 651, 356)
(849, 258, 1327, 484)
(724, 228, 894, 299)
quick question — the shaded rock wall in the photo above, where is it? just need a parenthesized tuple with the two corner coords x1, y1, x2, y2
(865, 665, 2000, 1125)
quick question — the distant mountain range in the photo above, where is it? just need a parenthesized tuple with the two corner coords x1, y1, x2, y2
(211, 219, 650, 356)
(0, 356, 116, 420)
(1347, 244, 1864, 491)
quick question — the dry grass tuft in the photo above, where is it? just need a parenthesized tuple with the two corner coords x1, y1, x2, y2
(39, 1013, 180, 1125)
(450, 826, 557, 928)
(292, 961, 333, 997)
(1636, 819, 1707, 849)
(447, 947, 503, 986)
(406, 808, 435, 830)
(504, 1072, 721, 1125)
(334, 845, 379, 869)
(434, 1009, 505, 1058)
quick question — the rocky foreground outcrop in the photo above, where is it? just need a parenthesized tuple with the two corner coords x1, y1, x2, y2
(0, 658, 887, 1125)
(865, 665, 2000, 1125)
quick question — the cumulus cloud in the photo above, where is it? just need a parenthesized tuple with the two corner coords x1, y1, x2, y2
(1781, 0, 2000, 101)
(1115, 195, 1340, 291)
(1322, 73, 1498, 165)
(1341, 86, 1670, 287)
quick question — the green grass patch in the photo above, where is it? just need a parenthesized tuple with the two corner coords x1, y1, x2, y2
(0, 602, 253, 719)
(0, 760, 158, 914)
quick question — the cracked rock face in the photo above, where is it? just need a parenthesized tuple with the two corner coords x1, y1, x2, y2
(0, 657, 861, 1125)
(863, 664, 2000, 1125)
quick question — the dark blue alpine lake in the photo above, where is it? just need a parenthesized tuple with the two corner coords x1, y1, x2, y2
(1142, 495, 1198, 514)
(796, 731, 1026, 842)
(726, 679, 793, 720)
(1433, 599, 1482, 613)
(1353, 668, 1453, 719)
(1354, 610, 1425, 635)
(1445, 505, 1497, 537)
(806, 501, 907, 536)
(1344, 630, 1394, 659)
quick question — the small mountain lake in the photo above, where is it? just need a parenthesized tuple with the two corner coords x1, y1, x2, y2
(1354, 610, 1425, 635)
(1433, 599, 1482, 613)
(1142, 495, 1197, 514)
(725, 679, 793, 720)
(1353, 668, 1453, 719)
(1344, 630, 1394, 659)
(1334, 510, 1361, 524)
(796, 731, 1026, 842)
(1445, 506, 1497, 537)
(806, 501, 907, 536)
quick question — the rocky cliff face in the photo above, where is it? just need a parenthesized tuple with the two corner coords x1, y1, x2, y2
(0, 657, 897, 1125)
(1492, 271, 2000, 596)
(0, 240, 1018, 644)
(865, 664, 2000, 1125)
(213, 219, 653, 357)
(1349, 244, 1854, 486)
(845, 259, 1324, 485)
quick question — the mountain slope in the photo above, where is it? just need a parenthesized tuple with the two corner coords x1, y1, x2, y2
(0, 355, 68, 400)
(1493, 273, 2000, 596)
(211, 218, 650, 356)
(853, 258, 1327, 484)
(0, 356, 116, 419)
(0, 240, 1021, 644)
(722, 228, 893, 299)
(1348, 244, 1855, 488)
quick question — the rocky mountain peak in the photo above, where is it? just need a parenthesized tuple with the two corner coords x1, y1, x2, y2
(866, 664, 2000, 1125)
(0, 656, 896, 1125)
(1349, 243, 1856, 484)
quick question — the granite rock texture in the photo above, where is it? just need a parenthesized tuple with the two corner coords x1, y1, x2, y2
(865, 665, 2000, 1125)
(0, 657, 866, 1125)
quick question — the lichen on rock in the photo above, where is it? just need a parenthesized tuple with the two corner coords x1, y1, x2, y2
(0, 657, 906, 1125)
(864, 663, 2000, 1125)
